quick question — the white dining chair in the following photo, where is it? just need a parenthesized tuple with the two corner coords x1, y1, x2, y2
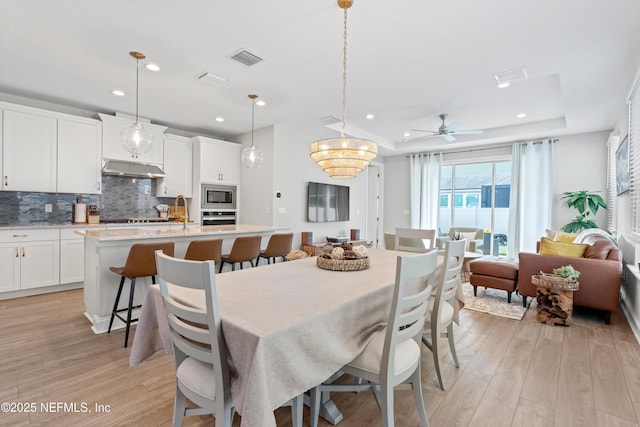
(394, 227, 436, 253)
(309, 250, 438, 427)
(422, 239, 465, 390)
(154, 251, 303, 427)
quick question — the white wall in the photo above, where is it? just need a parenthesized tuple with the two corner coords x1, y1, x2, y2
(238, 124, 369, 249)
(236, 126, 275, 226)
(382, 155, 411, 232)
(552, 130, 609, 231)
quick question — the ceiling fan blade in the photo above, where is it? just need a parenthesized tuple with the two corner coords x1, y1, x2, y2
(445, 122, 461, 131)
(452, 130, 484, 135)
(410, 129, 438, 133)
(443, 134, 456, 142)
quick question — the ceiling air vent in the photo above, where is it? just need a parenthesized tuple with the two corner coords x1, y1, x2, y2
(319, 115, 341, 125)
(493, 67, 528, 85)
(229, 49, 263, 66)
(197, 71, 227, 86)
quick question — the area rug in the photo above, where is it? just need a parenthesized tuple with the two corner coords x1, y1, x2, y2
(461, 284, 531, 320)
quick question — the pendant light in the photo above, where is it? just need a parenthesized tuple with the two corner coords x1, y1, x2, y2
(121, 51, 154, 158)
(241, 94, 264, 168)
(310, 0, 377, 179)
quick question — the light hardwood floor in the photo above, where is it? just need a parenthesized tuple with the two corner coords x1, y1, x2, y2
(1, 288, 639, 427)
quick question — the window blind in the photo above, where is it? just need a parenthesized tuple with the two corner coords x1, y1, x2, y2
(607, 135, 618, 232)
(629, 73, 640, 233)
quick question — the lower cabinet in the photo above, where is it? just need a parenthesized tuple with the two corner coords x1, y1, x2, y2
(60, 228, 86, 284)
(0, 229, 60, 292)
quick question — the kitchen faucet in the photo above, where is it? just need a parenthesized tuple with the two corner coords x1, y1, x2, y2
(174, 195, 188, 230)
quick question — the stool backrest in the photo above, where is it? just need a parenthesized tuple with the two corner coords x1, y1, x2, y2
(263, 233, 294, 257)
(185, 239, 223, 264)
(228, 235, 262, 261)
(121, 242, 175, 277)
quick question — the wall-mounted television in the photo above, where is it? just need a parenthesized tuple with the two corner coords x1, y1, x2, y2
(307, 181, 350, 222)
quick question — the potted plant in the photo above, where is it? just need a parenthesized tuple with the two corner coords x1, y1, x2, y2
(561, 190, 607, 233)
(552, 265, 581, 282)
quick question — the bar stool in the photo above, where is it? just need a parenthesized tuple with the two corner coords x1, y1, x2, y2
(257, 233, 294, 265)
(108, 241, 175, 347)
(184, 239, 223, 265)
(219, 235, 262, 273)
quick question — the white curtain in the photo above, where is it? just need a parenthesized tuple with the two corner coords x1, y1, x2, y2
(409, 153, 441, 229)
(508, 140, 554, 255)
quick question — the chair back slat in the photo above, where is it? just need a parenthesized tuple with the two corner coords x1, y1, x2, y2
(394, 227, 436, 253)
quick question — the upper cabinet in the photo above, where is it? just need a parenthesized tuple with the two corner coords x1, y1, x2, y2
(99, 113, 167, 165)
(2, 105, 57, 192)
(157, 134, 193, 198)
(57, 116, 102, 194)
(192, 136, 241, 185)
(1, 102, 103, 194)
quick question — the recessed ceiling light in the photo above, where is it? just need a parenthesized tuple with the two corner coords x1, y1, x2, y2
(517, 113, 527, 118)
(145, 63, 160, 72)
(112, 90, 125, 96)
(215, 117, 225, 122)
(497, 82, 510, 89)
(256, 100, 266, 107)
(403, 132, 411, 137)
(366, 113, 374, 120)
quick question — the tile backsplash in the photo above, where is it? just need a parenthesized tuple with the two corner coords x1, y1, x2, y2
(0, 175, 175, 225)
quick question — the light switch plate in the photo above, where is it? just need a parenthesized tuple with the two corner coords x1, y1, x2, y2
(45, 204, 52, 213)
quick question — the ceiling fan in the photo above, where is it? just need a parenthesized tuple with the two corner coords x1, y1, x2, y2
(412, 113, 484, 142)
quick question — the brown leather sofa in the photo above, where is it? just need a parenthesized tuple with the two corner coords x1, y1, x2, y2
(518, 235, 622, 323)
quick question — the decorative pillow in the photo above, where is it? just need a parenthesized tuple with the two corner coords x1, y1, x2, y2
(545, 229, 558, 239)
(584, 240, 613, 259)
(553, 231, 577, 243)
(539, 237, 589, 258)
(459, 232, 478, 250)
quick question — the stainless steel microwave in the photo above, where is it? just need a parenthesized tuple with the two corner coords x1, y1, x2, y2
(201, 185, 236, 209)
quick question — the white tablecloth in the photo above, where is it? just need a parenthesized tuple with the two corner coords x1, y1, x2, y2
(130, 249, 462, 427)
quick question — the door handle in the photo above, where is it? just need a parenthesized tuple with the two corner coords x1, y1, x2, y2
(22, 247, 25, 257)
(15, 247, 19, 258)
(4, 176, 7, 186)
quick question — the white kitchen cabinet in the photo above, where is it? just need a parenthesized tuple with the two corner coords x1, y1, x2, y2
(193, 136, 240, 185)
(2, 105, 57, 192)
(157, 134, 192, 198)
(99, 113, 167, 165)
(57, 117, 103, 194)
(60, 228, 86, 284)
(0, 229, 60, 292)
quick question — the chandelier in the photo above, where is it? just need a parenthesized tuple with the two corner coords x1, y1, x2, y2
(241, 94, 264, 168)
(121, 51, 154, 158)
(310, 0, 377, 179)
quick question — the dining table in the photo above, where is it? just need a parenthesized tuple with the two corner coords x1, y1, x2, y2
(130, 248, 464, 427)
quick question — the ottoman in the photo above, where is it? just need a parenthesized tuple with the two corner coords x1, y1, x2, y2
(469, 256, 519, 303)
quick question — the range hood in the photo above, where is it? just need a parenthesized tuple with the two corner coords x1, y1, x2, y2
(102, 160, 166, 178)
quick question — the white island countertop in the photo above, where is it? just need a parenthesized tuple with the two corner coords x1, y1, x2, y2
(82, 224, 287, 334)
(79, 224, 282, 241)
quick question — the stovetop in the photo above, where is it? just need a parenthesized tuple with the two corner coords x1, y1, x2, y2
(103, 218, 171, 224)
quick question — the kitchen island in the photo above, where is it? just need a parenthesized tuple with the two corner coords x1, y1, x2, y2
(80, 224, 284, 334)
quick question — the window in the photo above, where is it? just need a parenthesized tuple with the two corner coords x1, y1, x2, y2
(438, 160, 511, 256)
(630, 71, 640, 233)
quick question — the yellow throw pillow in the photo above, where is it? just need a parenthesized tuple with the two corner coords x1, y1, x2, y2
(553, 231, 577, 243)
(539, 237, 588, 258)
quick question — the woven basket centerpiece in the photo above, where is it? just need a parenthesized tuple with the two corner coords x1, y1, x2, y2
(316, 243, 370, 271)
